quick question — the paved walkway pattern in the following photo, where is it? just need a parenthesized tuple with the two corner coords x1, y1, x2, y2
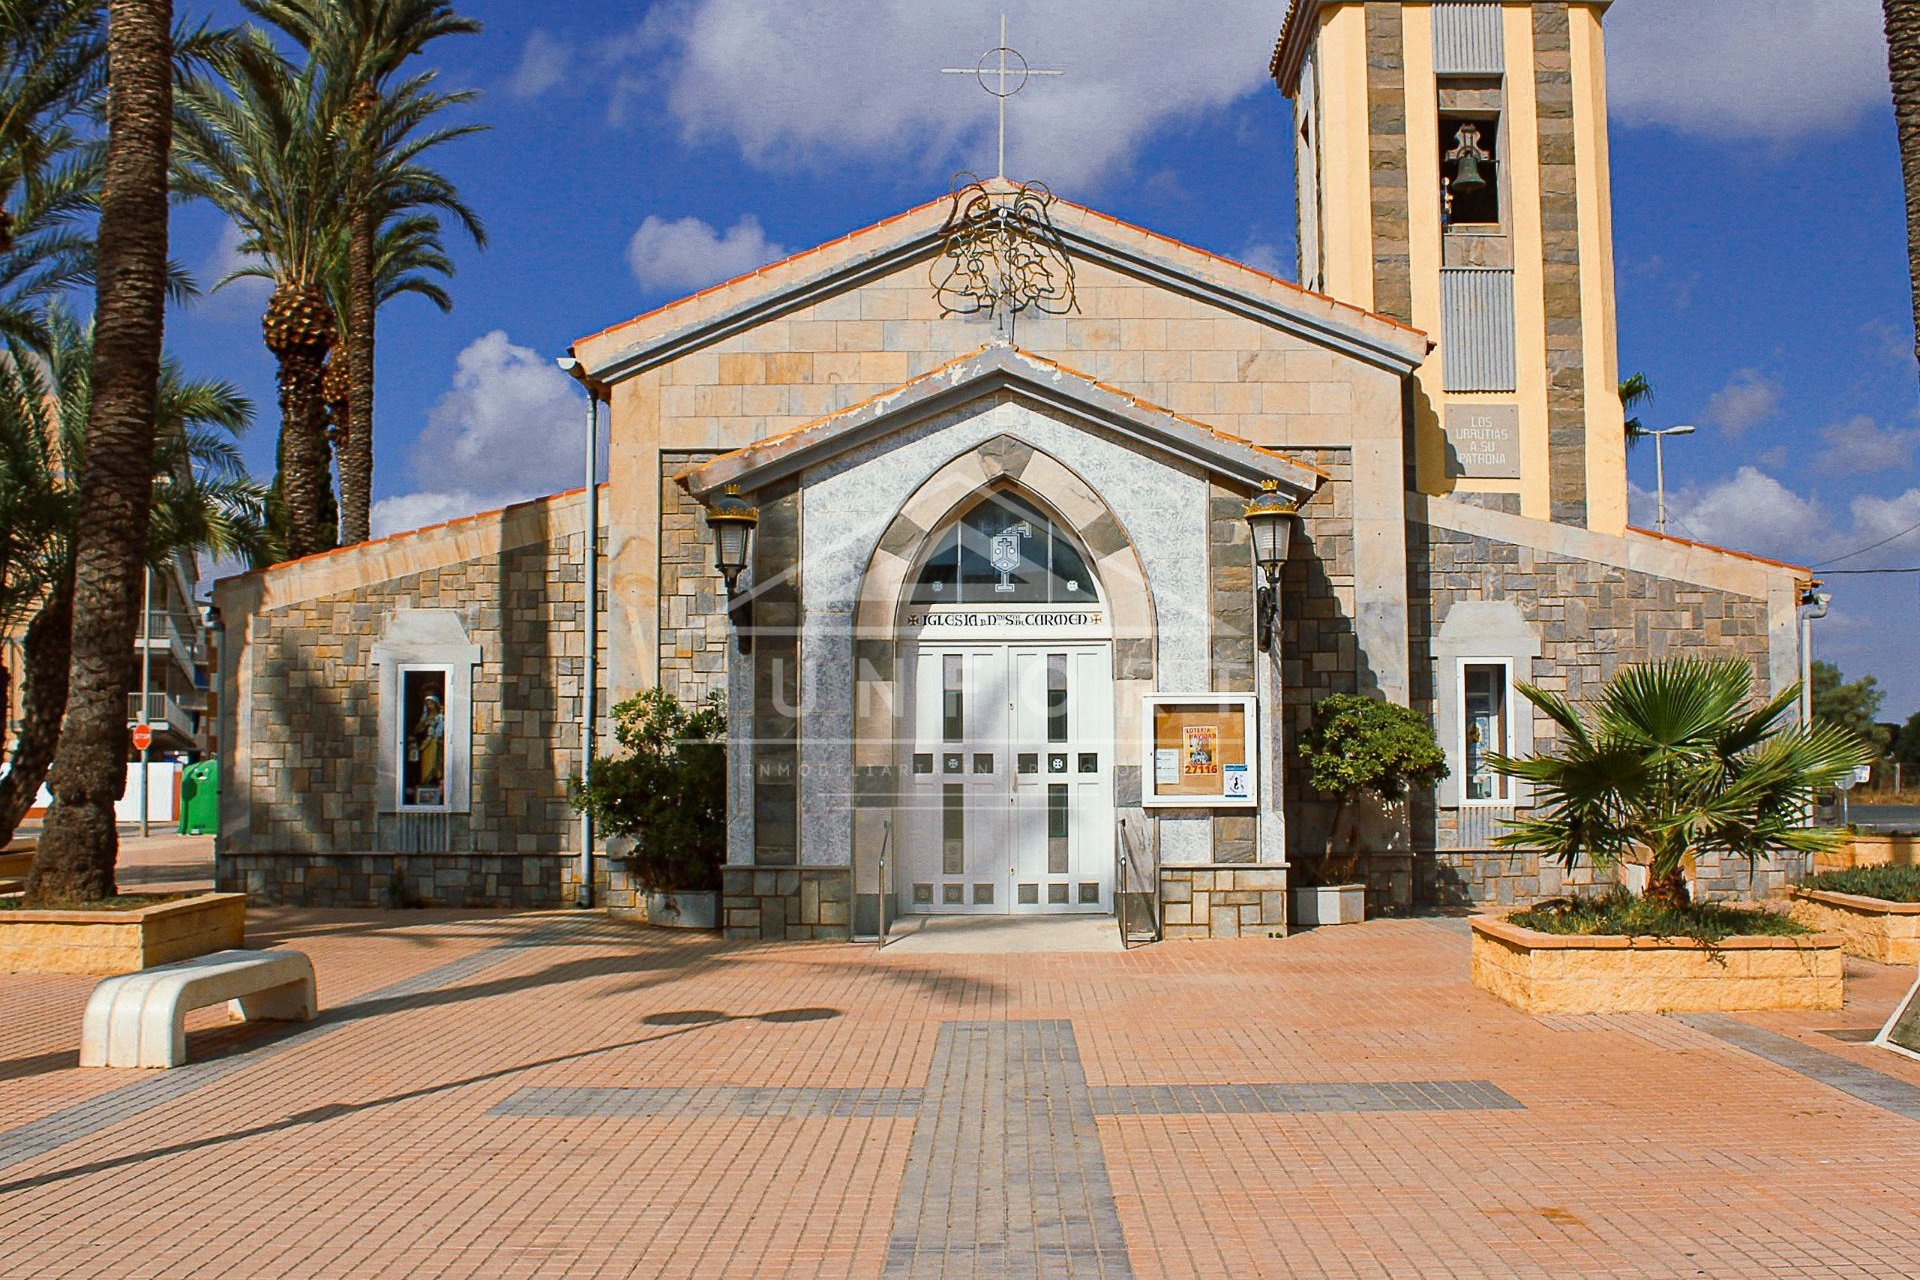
(4, 902, 1920, 1278)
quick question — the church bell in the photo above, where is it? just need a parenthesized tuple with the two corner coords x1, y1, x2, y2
(1445, 121, 1491, 199)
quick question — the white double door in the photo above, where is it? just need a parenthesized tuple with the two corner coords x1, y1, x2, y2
(902, 643, 1115, 915)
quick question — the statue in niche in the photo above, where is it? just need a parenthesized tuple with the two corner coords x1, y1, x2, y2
(408, 691, 445, 801)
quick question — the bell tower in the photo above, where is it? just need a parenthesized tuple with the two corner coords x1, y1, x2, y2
(1273, 1, 1625, 532)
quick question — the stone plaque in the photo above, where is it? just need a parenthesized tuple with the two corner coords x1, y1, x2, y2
(1444, 404, 1522, 479)
(1879, 968, 1920, 1062)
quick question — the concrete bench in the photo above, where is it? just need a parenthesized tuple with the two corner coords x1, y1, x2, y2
(81, 949, 316, 1069)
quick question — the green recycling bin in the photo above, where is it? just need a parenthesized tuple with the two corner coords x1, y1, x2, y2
(178, 759, 218, 835)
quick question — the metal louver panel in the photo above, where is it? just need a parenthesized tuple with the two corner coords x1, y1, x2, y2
(1433, 3, 1505, 75)
(1441, 268, 1517, 393)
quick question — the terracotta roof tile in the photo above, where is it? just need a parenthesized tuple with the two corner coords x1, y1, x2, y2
(1627, 526, 1812, 578)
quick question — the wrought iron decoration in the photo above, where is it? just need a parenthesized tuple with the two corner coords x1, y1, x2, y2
(931, 173, 1078, 328)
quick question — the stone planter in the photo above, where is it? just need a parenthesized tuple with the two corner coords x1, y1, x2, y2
(1815, 832, 1920, 874)
(1289, 883, 1365, 928)
(1470, 915, 1844, 1014)
(0, 892, 247, 976)
(1789, 889, 1920, 966)
(645, 890, 719, 930)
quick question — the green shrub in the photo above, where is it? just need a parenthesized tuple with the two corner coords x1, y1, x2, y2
(1509, 890, 1812, 944)
(1296, 693, 1448, 886)
(1802, 865, 1920, 903)
(572, 688, 727, 894)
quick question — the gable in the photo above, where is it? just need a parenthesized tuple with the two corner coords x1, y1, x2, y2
(678, 343, 1328, 503)
(572, 182, 1427, 391)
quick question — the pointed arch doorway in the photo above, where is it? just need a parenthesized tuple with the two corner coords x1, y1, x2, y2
(897, 489, 1115, 916)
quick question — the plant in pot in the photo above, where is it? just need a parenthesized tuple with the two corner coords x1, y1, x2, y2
(573, 688, 727, 928)
(1295, 693, 1448, 925)
(1490, 657, 1870, 934)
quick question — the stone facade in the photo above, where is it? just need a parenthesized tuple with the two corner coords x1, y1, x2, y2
(1160, 865, 1289, 939)
(658, 451, 728, 705)
(214, 490, 607, 908)
(722, 867, 852, 941)
(1532, 1, 1591, 527)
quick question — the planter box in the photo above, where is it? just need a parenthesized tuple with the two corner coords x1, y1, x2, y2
(645, 891, 718, 930)
(1790, 889, 1920, 966)
(1815, 833, 1920, 874)
(0, 892, 247, 976)
(1288, 883, 1365, 927)
(1470, 915, 1844, 1014)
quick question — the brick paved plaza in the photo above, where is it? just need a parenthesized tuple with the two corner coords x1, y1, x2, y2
(4, 846, 1920, 1278)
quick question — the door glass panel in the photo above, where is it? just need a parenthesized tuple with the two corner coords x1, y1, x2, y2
(1078, 752, 1098, 774)
(1048, 784, 1069, 874)
(913, 753, 933, 775)
(943, 884, 964, 904)
(942, 785, 965, 875)
(1018, 752, 1039, 775)
(1018, 883, 1039, 905)
(1079, 882, 1100, 904)
(911, 528, 960, 602)
(974, 884, 994, 905)
(911, 492, 1103, 605)
(1048, 884, 1069, 904)
(1047, 655, 1068, 742)
(973, 753, 994, 774)
(942, 655, 964, 742)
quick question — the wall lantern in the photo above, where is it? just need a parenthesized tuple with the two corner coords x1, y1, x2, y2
(705, 484, 759, 652)
(1242, 479, 1299, 653)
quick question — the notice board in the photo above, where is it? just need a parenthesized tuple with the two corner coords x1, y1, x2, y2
(1141, 694, 1258, 809)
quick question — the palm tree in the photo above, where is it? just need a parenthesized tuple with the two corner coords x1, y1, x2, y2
(318, 209, 454, 492)
(1620, 372, 1651, 446)
(173, 30, 343, 560)
(0, 0, 105, 256)
(1885, 2, 1920, 368)
(30, 0, 176, 906)
(0, 310, 267, 846)
(1489, 658, 1872, 909)
(245, 0, 483, 546)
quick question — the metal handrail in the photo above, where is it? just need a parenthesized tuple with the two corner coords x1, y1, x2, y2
(876, 818, 893, 949)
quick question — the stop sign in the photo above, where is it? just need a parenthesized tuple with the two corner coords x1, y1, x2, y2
(131, 724, 152, 752)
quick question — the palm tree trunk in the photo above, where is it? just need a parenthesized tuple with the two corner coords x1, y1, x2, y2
(275, 346, 329, 559)
(0, 580, 75, 846)
(1644, 864, 1692, 910)
(1886, 0, 1920, 365)
(30, 0, 174, 905)
(339, 209, 377, 545)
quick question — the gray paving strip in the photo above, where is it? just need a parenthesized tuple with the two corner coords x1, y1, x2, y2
(884, 1020, 1133, 1280)
(1679, 1014, 1920, 1122)
(0, 914, 589, 1174)
(492, 1085, 923, 1118)
(1089, 1079, 1522, 1115)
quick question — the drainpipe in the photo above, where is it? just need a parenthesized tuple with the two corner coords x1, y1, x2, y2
(559, 358, 600, 909)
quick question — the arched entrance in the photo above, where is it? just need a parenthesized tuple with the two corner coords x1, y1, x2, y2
(896, 489, 1115, 914)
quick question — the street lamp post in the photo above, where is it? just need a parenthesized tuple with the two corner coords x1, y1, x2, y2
(1647, 424, 1695, 533)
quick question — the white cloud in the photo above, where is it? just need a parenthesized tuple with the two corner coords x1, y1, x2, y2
(1239, 242, 1288, 277)
(509, 31, 569, 100)
(627, 214, 785, 294)
(1638, 467, 1920, 570)
(1607, 0, 1888, 139)
(1703, 368, 1781, 437)
(198, 220, 272, 311)
(1819, 414, 1920, 474)
(1635, 468, 1920, 712)
(372, 331, 591, 538)
(621, 0, 1278, 189)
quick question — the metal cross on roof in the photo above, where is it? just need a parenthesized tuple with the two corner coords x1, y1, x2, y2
(941, 14, 1064, 178)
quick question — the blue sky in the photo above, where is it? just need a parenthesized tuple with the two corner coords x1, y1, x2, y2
(167, 0, 1918, 717)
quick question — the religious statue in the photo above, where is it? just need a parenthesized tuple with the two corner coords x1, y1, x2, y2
(409, 692, 445, 791)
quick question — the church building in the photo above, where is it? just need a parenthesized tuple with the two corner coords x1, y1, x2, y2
(214, 1, 1812, 938)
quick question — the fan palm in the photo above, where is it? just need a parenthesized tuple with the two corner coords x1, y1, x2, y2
(32, 0, 177, 905)
(245, 0, 483, 545)
(1490, 658, 1872, 908)
(173, 28, 343, 561)
(0, 309, 268, 847)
